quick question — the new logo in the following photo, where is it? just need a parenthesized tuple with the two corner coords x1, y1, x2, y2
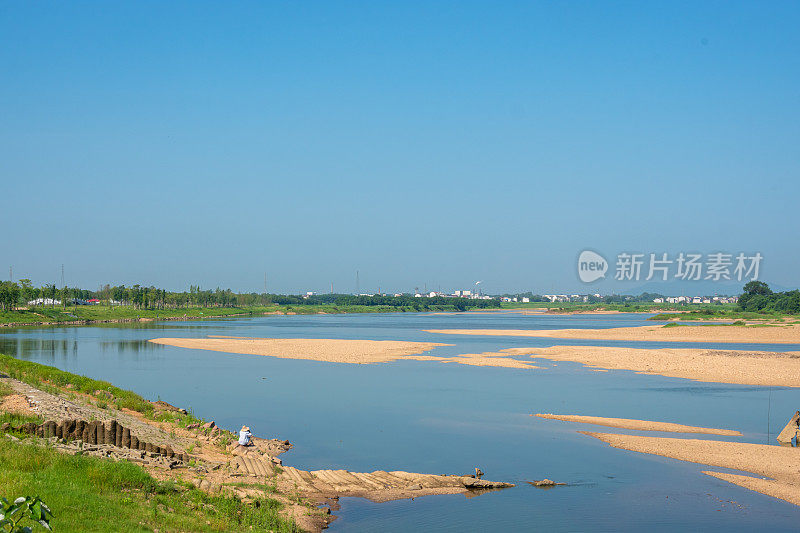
(578, 250, 608, 283)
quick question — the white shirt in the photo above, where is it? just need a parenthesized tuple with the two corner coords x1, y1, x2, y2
(239, 429, 252, 446)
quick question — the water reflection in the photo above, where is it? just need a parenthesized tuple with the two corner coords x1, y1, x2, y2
(0, 336, 164, 360)
(99, 339, 165, 356)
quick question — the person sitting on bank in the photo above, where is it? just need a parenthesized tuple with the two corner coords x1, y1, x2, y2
(239, 425, 253, 446)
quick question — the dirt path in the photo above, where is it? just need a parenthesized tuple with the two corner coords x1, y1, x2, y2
(0, 375, 190, 449)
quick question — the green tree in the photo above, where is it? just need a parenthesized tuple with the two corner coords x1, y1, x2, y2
(742, 281, 772, 296)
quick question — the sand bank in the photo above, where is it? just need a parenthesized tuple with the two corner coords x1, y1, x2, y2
(544, 309, 621, 315)
(150, 337, 450, 364)
(437, 351, 539, 369)
(149, 337, 540, 369)
(534, 413, 741, 436)
(424, 324, 800, 343)
(584, 431, 800, 506)
(512, 346, 800, 387)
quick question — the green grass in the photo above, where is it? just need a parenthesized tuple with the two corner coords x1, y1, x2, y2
(0, 436, 300, 532)
(0, 301, 489, 326)
(649, 309, 796, 321)
(661, 320, 761, 329)
(0, 411, 44, 427)
(501, 302, 739, 313)
(0, 305, 279, 325)
(0, 353, 154, 415)
(0, 381, 15, 398)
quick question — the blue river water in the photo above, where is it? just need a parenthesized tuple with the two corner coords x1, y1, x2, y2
(1, 311, 799, 531)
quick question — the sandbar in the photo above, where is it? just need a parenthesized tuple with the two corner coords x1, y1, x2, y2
(424, 324, 800, 343)
(149, 337, 539, 369)
(150, 337, 450, 364)
(534, 413, 741, 436)
(512, 346, 800, 387)
(584, 431, 800, 506)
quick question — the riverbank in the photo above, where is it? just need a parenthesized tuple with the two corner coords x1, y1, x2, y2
(0, 301, 499, 328)
(0, 353, 513, 531)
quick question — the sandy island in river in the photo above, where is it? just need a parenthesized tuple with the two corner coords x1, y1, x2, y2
(534, 414, 742, 436)
(584, 432, 800, 507)
(148, 337, 540, 369)
(506, 346, 800, 387)
(151, 337, 800, 383)
(424, 324, 800, 343)
(149, 337, 449, 364)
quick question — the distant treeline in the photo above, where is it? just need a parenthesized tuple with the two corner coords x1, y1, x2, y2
(0, 281, 271, 311)
(0, 280, 499, 312)
(271, 293, 500, 310)
(738, 282, 800, 313)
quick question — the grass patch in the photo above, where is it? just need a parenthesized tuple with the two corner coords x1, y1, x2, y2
(0, 353, 153, 416)
(0, 436, 299, 532)
(0, 381, 15, 398)
(649, 309, 794, 322)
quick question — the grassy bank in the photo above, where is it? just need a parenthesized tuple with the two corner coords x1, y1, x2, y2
(0, 355, 301, 531)
(0, 353, 216, 435)
(502, 302, 738, 313)
(0, 436, 299, 532)
(0, 305, 279, 326)
(0, 352, 155, 415)
(649, 309, 800, 322)
(0, 301, 491, 327)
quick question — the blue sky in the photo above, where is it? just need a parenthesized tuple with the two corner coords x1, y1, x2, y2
(2, 2, 798, 294)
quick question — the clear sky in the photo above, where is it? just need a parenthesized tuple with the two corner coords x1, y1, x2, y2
(2, 2, 798, 295)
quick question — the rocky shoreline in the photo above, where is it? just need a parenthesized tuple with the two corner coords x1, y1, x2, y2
(0, 372, 514, 531)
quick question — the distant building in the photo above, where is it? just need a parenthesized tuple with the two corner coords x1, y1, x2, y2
(28, 298, 61, 306)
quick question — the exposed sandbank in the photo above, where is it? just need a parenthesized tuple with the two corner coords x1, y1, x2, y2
(424, 324, 800, 343)
(544, 309, 621, 315)
(150, 337, 450, 364)
(584, 431, 800, 506)
(534, 413, 742, 436)
(149, 337, 540, 369)
(513, 346, 800, 387)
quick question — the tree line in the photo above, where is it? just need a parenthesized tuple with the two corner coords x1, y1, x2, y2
(738, 281, 800, 314)
(0, 280, 272, 311)
(0, 281, 500, 312)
